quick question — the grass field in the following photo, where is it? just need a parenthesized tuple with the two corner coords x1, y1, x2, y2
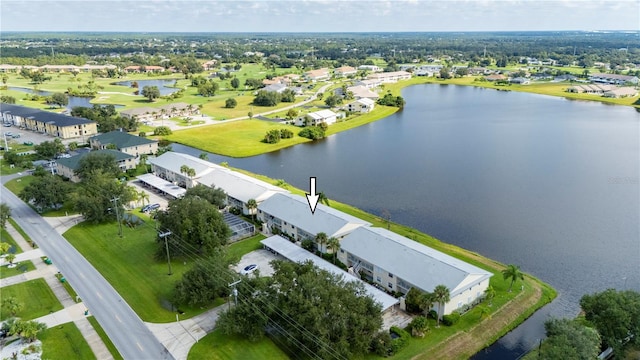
(0, 278, 63, 321)
(87, 316, 124, 360)
(63, 218, 214, 323)
(166, 119, 310, 157)
(227, 233, 266, 263)
(188, 329, 289, 360)
(0, 260, 35, 279)
(40, 322, 97, 360)
(1, 227, 23, 254)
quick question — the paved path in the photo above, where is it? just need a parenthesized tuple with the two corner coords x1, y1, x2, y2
(1, 220, 114, 360)
(0, 184, 170, 359)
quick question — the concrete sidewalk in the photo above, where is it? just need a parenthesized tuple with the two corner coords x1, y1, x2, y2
(1, 220, 113, 360)
(146, 306, 223, 360)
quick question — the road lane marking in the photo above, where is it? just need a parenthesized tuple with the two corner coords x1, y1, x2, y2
(114, 314, 122, 323)
(136, 342, 144, 352)
(96, 291, 103, 299)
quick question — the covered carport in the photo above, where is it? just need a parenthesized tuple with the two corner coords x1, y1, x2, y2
(136, 173, 186, 199)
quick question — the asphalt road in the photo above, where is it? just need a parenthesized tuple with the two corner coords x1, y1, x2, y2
(1, 180, 174, 360)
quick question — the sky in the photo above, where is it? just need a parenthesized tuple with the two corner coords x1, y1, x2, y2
(1, 0, 638, 33)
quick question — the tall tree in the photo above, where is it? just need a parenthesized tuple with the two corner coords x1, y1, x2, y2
(172, 252, 235, 306)
(326, 237, 340, 264)
(141, 85, 160, 102)
(0, 203, 10, 229)
(315, 232, 328, 253)
(580, 289, 640, 354)
(75, 152, 120, 180)
(34, 138, 65, 159)
(46, 92, 68, 108)
(502, 264, 524, 292)
(20, 174, 72, 211)
(433, 284, 450, 327)
(184, 184, 226, 208)
(246, 199, 258, 222)
(156, 196, 230, 258)
(217, 260, 382, 359)
(542, 318, 601, 360)
(71, 170, 135, 223)
(230, 77, 240, 89)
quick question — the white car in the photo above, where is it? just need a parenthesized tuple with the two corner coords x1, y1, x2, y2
(241, 264, 258, 275)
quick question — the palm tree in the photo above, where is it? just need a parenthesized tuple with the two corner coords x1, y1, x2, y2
(5, 253, 16, 267)
(315, 232, 328, 253)
(420, 291, 435, 317)
(318, 192, 330, 207)
(246, 199, 258, 222)
(478, 305, 491, 320)
(0, 242, 10, 255)
(502, 264, 524, 292)
(2, 296, 23, 316)
(484, 285, 496, 306)
(138, 190, 150, 207)
(433, 284, 450, 327)
(326, 237, 340, 264)
(199, 152, 208, 160)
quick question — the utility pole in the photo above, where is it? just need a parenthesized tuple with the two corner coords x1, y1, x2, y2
(228, 280, 241, 310)
(110, 197, 123, 238)
(159, 231, 173, 275)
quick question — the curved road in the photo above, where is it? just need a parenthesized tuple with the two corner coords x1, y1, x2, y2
(1, 179, 173, 360)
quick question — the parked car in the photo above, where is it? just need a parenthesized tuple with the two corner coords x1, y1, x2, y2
(141, 203, 160, 213)
(241, 264, 258, 275)
(4, 132, 12, 137)
(11, 134, 20, 138)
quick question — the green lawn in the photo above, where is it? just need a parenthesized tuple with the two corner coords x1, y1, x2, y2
(40, 322, 97, 360)
(166, 119, 310, 157)
(227, 233, 266, 263)
(1, 227, 23, 254)
(87, 316, 124, 360)
(0, 260, 35, 279)
(63, 216, 215, 322)
(0, 278, 63, 321)
(188, 329, 289, 360)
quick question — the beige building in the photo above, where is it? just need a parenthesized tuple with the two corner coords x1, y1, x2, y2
(89, 130, 158, 157)
(0, 104, 97, 139)
(55, 149, 136, 182)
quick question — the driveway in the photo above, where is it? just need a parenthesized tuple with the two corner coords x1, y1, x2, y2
(233, 249, 281, 277)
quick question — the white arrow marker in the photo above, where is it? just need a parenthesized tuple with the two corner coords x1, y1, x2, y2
(306, 177, 319, 214)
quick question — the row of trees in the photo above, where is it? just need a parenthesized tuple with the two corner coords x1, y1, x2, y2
(252, 89, 297, 107)
(71, 104, 138, 132)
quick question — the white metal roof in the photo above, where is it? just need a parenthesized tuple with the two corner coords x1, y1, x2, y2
(149, 152, 222, 179)
(261, 235, 399, 311)
(340, 227, 493, 297)
(198, 168, 287, 203)
(136, 173, 187, 198)
(258, 193, 371, 238)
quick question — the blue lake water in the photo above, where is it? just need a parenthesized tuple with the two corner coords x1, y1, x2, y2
(172, 84, 639, 358)
(113, 79, 181, 96)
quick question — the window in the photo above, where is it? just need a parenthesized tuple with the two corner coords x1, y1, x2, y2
(376, 277, 381, 283)
(340, 249, 344, 253)
(388, 283, 393, 289)
(388, 273, 393, 278)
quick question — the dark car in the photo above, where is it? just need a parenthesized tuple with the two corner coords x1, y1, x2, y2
(141, 203, 160, 213)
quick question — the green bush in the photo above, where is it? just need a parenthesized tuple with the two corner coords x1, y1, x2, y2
(390, 326, 410, 354)
(153, 126, 172, 136)
(263, 129, 281, 144)
(370, 331, 393, 357)
(298, 126, 325, 140)
(280, 129, 293, 139)
(442, 311, 461, 326)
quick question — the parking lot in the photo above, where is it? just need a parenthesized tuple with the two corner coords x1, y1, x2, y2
(127, 180, 170, 212)
(1, 124, 79, 150)
(232, 249, 282, 277)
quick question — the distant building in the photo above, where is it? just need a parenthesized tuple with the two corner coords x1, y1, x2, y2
(358, 65, 383, 73)
(89, 130, 158, 157)
(603, 87, 638, 98)
(589, 73, 639, 85)
(295, 109, 337, 126)
(346, 85, 380, 100)
(334, 66, 358, 77)
(345, 98, 376, 113)
(366, 71, 412, 83)
(0, 104, 97, 139)
(56, 149, 135, 182)
(303, 68, 330, 82)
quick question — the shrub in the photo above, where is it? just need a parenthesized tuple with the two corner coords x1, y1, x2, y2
(263, 129, 281, 144)
(301, 239, 315, 252)
(225, 98, 237, 108)
(390, 326, 410, 354)
(408, 316, 430, 337)
(298, 126, 325, 140)
(428, 309, 438, 320)
(280, 129, 293, 139)
(442, 311, 461, 326)
(370, 331, 393, 357)
(153, 126, 172, 136)
(139, 131, 146, 137)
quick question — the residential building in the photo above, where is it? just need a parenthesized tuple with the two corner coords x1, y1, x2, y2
(295, 109, 338, 126)
(366, 71, 412, 83)
(345, 98, 376, 113)
(337, 227, 493, 318)
(303, 68, 330, 82)
(56, 149, 135, 182)
(261, 235, 399, 316)
(353, 79, 382, 89)
(263, 83, 288, 93)
(148, 151, 223, 188)
(334, 66, 358, 77)
(119, 102, 198, 123)
(358, 65, 383, 73)
(589, 73, 639, 85)
(89, 130, 158, 157)
(0, 104, 97, 139)
(566, 84, 616, 94)
(510, 77, 530, 85)
(123, 65, 165, 73)
(603, 87, 638, 98)
(347, 85, 380, 100)
(257, 192, 371, 244)
(485, 74, 507, 82)
(202, 60, 218, 71)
